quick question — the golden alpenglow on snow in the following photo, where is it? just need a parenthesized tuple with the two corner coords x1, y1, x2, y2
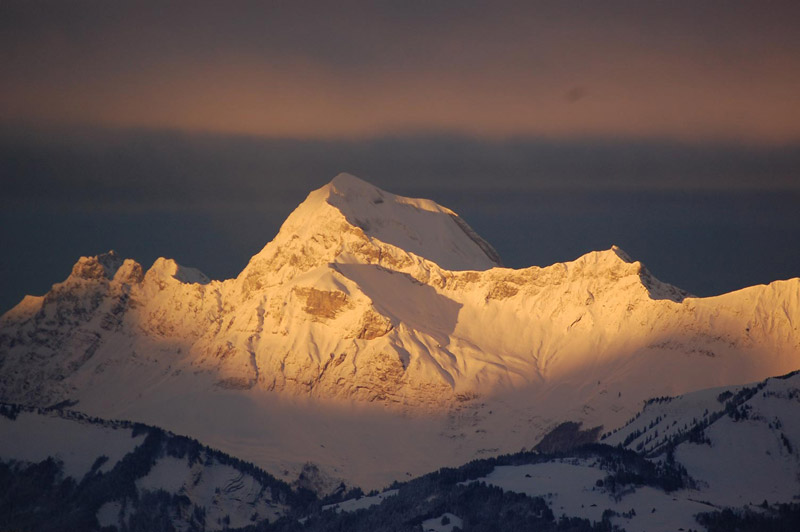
(2, 174, 798, 492)
(4, 1, 800, 528)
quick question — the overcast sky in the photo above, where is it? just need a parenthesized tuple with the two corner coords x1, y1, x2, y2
(1, 1, 799, 312)
(3, 0, 800, 142)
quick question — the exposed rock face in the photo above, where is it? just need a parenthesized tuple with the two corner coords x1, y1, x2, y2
(1, 173, 798, 418)
(295, 288, 350, 320)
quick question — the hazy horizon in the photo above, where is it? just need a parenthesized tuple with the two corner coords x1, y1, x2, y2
(2, 126, 799, 314)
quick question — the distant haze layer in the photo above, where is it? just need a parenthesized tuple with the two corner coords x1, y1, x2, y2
(1, 128, 799, 314)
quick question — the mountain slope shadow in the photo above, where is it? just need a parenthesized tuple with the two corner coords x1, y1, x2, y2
(334, 263, 462, 343)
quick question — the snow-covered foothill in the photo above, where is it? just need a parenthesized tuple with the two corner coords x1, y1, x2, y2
(0, 409, 144, 479)
(135, 455, 284, 529)
(0, 406, 291, 531)
(473, 373, 800, 531)
(475, 460, 709, 532)
(605, 370, 800, 509)
(322, 489, 399, 513)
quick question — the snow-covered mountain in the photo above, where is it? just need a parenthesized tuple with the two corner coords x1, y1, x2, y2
(603, 369, 800, 509)
(313, 370, 800, 531)
(1, 172, 798, 489)
(5, 370, 800, 530)
(0, 404, 300, 531)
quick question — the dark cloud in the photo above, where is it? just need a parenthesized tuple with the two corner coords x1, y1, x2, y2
(2, 126, 799, 211)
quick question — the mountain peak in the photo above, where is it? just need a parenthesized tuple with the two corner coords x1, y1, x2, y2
(243, 174, 502, 281)
(328, 172, 380, 195)
(323, 173, 502, 270)
(144, 258, 210, 286)
(593, 245, 691, 301)
(68, 250, 124, 281)
(609, 244, 632, 262)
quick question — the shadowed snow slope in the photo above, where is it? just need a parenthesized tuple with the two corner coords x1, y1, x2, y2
(0, 406, 292, 529)
(1, 173, 798, 489)
(605, 370, 800, 509)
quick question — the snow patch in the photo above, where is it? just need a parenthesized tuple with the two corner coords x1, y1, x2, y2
(421, 512, 463, 532)
(323, 489, 399, 513)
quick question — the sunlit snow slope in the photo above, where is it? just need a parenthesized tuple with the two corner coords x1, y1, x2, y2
(1, 172, 798, 488)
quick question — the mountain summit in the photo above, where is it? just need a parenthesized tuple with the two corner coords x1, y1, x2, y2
(1, 173, 798, 488)
(240, 173, 501, 292)
(314, 172, 501, 270)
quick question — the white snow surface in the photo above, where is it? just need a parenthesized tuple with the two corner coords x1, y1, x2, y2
(322, 489, 399, 513)
(421, 512, 463, 532)
(321, 173, 501, 271)
(96, 501, 125, 529)
(1, 172, 799, 490)
(0, 411, 144, 478)
(0, 408, 288, 530)
(606, 371, 800, 509)
(476, 460, 710, 531)
(136, 456, 283, 529)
